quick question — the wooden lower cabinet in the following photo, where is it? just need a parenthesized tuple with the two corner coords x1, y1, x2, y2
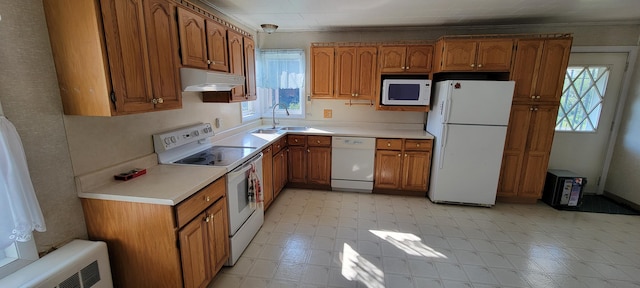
(261, 145, 274, 210)
(287, 135, 332, 188)
(497, 104, 559, 202)
(273, 142, 289, 198)
(81, 178, 228, 288)
(374, 138, 432, 195)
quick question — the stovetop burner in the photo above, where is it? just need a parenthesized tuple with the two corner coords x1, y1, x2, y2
(173, 146, 256, 167)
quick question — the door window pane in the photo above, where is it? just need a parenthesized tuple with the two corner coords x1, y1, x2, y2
(556, 66, 610, 132)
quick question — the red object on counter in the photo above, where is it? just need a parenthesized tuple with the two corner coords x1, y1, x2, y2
(114, 168, 146, 181)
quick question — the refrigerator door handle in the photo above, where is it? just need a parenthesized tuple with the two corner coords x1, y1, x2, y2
(439, 124, 448, 169)
(442, 93, 452, 123)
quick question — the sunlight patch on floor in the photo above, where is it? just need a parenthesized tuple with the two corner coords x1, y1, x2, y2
(370, 229, 447, 258)
(341, 243, 385, 288)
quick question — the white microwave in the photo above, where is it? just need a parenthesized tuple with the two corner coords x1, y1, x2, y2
(381, 79, 432, 106)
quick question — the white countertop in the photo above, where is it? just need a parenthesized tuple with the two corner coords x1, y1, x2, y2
(77, 125, 433, 206)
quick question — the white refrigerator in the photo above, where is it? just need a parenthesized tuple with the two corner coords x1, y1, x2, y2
(426, 80, 515, 206)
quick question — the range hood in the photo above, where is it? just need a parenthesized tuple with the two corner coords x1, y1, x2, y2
(180, 67, 245, 92)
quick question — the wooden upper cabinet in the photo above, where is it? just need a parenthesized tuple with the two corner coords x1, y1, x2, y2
(434, 39, 513, 72)
(311, 46, 335, 98)
(144, 0, 181, 111)
(511, 38, 572, 104)
(228, 30, 246, 101)
(44, 0, 181, 116)
(379, 45, 433, 73)
(206, 20, 229, 72)
(335, 46, 377, 100)
(177, 7, 230, 73)
(243, 36, 257, 101)
(177, 7, 208, 69)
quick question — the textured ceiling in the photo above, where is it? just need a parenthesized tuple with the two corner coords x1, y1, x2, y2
(201, 0, 640, 32)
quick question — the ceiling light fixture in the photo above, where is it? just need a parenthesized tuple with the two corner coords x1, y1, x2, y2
(260, 24, 278, 34)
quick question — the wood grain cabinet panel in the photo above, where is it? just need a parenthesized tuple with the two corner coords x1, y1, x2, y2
(374, 138, 433, 194)
(243, 36, 257, 101)
(379, 45, 433, 73)
(228, 30, 246, 101)
(335, 47, 378, 100)
(435, 39, 513, 72)
(177, 7, 208, 69)
(311, 46, 335, 98)
(273, 147, 289, 197)
(205, 20, 229, 72)
(287, 135, 332, 187)
(44, 0, 182, 116)
(511, 38, 572, 104)
(80, 177, 228, 287)
(262, 145, 274, 210)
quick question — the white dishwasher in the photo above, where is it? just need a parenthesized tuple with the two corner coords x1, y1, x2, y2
(331, 137, 376, 192)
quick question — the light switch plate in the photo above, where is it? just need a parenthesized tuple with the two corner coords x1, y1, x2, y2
(324, 109, 332, 118)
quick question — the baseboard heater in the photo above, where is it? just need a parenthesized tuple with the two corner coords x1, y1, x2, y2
(0, 239, 113, 288)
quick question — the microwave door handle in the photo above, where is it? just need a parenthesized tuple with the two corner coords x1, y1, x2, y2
(439, 124, 448, 169)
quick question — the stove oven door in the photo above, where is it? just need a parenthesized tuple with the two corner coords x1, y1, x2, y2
(226, 153, 263, 236)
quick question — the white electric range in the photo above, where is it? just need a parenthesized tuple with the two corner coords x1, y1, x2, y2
(153, 123, 264, 266)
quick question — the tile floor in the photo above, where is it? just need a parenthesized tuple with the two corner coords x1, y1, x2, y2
(210, 188, 640, 288)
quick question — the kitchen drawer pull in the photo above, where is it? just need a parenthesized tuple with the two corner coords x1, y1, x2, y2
(204, 215, 210, 222)
(477, 64, 483, 68)
(470, 63, 475, 68)
(397, 153, 401, 157)
(205, 196, 210, 202)
(416, 144, 420, 147)
(294, 139, 298, 143)
(387, 143, 391, 147)
(316, 140, 321, 144)
(307, 149, 310, 153)
(405, 154, 408, 157)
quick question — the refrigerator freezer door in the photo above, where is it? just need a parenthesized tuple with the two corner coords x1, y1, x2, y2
(428, 124, 508, 206)
(438, 80, 515, 126)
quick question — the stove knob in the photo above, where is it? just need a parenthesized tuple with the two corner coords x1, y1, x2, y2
(170, 136, 177, 143)
(194, 130, 200, 136)
(164, 137, 171, 145)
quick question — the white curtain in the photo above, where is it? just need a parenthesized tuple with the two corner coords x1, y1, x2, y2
(0, 116, 46, 250)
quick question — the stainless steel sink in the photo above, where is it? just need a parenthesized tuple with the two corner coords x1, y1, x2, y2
(250, 128, 280, 134)
(279, 126, 309, 131)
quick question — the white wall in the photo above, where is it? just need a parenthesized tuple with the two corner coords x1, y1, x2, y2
(605, 51, 640, 205)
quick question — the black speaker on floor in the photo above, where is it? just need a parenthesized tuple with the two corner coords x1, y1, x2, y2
(543, 169, 587, 208)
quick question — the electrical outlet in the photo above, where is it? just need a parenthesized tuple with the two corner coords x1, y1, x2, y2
(323, 109, 332, 118)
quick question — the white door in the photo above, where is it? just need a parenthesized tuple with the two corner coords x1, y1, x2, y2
(549, 52, 627, 194)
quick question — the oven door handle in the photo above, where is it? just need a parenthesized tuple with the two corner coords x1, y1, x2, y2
(228, 153, 263, 177)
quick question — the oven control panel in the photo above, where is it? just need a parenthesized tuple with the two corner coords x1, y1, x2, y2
(152, 123, 214, 153)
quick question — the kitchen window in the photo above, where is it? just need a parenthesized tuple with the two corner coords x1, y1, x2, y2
(242, 49, 306, 120)
(556, 66, 610, 132)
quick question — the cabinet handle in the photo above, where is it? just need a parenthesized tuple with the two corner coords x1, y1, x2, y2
(531, 95, 536, 99)
(470, 63, 475, 68)
(416, 144, 420, 147)
(530, 107, 534, 111)
(205, 196, 211, 202)
(207, 60, 212, 64)
(387, 143, 391, 147)
(152, 98, 164, 104)
(355, 93, 359, 97)
(477, 64, 483, 68)
(401, 66, 405, 70)
(536, 95, 541, 99)
(317, 140, 321, 144)
(307, 149, 310, 153)
(534, 107, 539, 111)
(294, 139, 298, 143)
(204, 215, 210, 222)
(398, 153, 401, 157)
(405, 154, 408, 157)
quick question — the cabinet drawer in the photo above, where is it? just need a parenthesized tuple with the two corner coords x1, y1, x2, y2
(175, 178, 226, 228)
(376, 138, 402, 150)
(288, 135, 306, 146)
(404, 139, 432, 151)
(307, 136, 331, 147)
(273, 136, 287, 153)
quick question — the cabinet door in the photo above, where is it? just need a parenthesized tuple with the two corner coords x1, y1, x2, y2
(519, 105, 559, 198)
(243, 37, 257, 101)
(335, 47, 357, 98)
(144, 0, 181, 111)
(177, 7, 208, 69)
(497, 105, 532, 197)
(311, 47, 335, 98)
(355, 47, 378, 99)
(179, 213, 208, 288)
(262, 146, 274, 209)
(405, 45, 433, 73)
(476, 39, 513, 71)
(379, 46, 407, 73)
(510, 40, 544, 103)
(374, 150, 403, 189)
(439, 40, 477, 71)
(308, 147, 331, 185)
(228, 30, 246, 101)
(206, 20, 229, 72)
(402, 151, 431, 191)
(535, 39, 572, 102)
(207, 199, 229, 273)
(273, 149, 286, 196)
(100, 0, 154, 114)
(288, 146, 307, 184)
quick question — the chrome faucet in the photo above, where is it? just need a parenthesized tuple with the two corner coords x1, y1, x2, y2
(272, 103, 290, 128)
